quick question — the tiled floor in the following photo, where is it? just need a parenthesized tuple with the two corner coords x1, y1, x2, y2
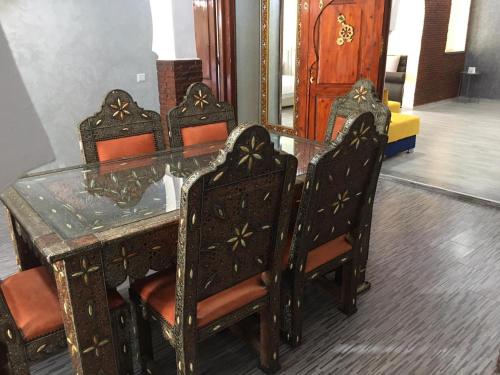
(381, 98, 500, 203)
(1, 177, 500, 374)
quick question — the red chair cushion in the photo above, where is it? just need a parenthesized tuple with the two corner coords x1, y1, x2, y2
(132, 270, 267, 328)
(181, 122, 229, 147)
(282, 235, 352, 273)
(96, 133, 156, 162)
(0, 267, 125, 341)
(331, 116, 347, 141)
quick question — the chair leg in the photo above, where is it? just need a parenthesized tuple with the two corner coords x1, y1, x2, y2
(132, 302, 154, 374)
(284, 280, 305, 348)
(110, 304, 134, 375)
(338, 261, 357, 316)
(259, 303, 280, 374)
(174, 337, 197, 375)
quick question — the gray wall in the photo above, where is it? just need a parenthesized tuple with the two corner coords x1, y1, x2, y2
(465, 0, 500, 98)
(235, 0, 261, 123)
(0, 0, 159, 169)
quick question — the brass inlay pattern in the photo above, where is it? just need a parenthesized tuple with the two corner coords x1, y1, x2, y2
(336, 14, 355, 46)
(238, 136, 264, 171)
(194, 90, 209, 108)
(71, 256, 100, 285)
(112, 246, 138, 271)
(227, 223, 253, 251)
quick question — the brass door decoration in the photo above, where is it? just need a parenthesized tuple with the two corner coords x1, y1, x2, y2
(336, 13, 355, 46)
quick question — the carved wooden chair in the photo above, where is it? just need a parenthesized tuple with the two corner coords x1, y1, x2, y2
(0, 266, 133, 374)
(281, 112, 388, 347)
(79, 89, 166, 163)
(167, 82, 236, 148)
(324, 79, 390, 293)
(324, 79, 390, 142)
(130, 124, 297, 374)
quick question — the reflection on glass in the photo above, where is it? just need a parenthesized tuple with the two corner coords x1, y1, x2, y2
(281, 0, 298, 128)
(268, 0, 298, 128)
(12, 134, 326, 240)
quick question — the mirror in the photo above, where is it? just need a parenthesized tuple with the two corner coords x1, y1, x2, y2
(261, 0, 299, 135)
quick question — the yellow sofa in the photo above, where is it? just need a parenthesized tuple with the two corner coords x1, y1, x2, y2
(384, 101, 420, 157)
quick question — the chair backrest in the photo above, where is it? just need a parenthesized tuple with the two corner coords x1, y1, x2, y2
(290, 112, 387, 266)
(176, 124, 297, 305)
(324, 79, 390, 142)
(79, 89, 165, 163)
(168, 82, 236, 148)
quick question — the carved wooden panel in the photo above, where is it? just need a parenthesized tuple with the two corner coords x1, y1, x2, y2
(296, 0, 389, 141)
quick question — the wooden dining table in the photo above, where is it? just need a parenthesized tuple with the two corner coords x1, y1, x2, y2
(0, 131, 327, 375)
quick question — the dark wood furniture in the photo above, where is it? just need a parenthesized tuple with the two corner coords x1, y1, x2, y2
(325, 79, 391, 141)
(79, 89, 166, 163)
(282, 112, 387, 346)
(324, 79, 390, 293)
(0, 131, 325, 375)
(167, 82, 236, 148)
(130, 124, 297, 374)
(0, 267, 132, 375)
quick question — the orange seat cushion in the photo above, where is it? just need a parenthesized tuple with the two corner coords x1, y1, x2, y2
(96, 133, 156, 162)
(282, 235, 352, 273)
(331, 116, 347, 141)
(132, 270, 267, 328)
(181, 122, 229, 147)
(0, 267, 125, 341)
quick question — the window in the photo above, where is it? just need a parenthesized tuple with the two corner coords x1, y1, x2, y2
(445, 0, 472, 53)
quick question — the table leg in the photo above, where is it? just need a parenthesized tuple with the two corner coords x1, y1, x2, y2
(53, 250, 119, 375)
(5, 208, 40, 271)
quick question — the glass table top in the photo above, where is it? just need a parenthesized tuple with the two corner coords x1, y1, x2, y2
(9, 133, 326, 240)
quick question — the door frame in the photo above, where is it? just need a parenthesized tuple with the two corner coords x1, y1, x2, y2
(193, 0, 237, 108)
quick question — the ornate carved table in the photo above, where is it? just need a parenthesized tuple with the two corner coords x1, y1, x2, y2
(1, 132, 326, 375)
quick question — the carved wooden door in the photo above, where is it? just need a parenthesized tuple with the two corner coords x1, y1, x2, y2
(295, 0, 389, 141)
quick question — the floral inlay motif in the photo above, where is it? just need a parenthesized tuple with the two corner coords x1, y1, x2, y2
(112, 246, 138, 271)
(227, 223, 254, 251)
(353, 86, 368, 103)
(331, 190, 350, 214)
(110, 98, 130, 120)
(350, 122, 370, 149)
(71, 256, 100, 285)
(194, 90, 209, 108)
(238, 135, 264, 171)
(82, 334, 110, 357)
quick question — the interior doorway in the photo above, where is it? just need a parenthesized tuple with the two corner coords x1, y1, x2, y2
(193, 0, 237, 107)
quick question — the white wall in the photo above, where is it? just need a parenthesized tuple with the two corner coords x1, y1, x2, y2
(236, 0, 261, 123)
(171, 0, 197, 58)
(0, 0, 159, 168)
(387, 0, 425, 108)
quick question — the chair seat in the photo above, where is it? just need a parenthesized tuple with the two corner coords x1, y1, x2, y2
(0, 267, 125, 341)
(132, 270, 268, 328)
(282, 235, 352, 273)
